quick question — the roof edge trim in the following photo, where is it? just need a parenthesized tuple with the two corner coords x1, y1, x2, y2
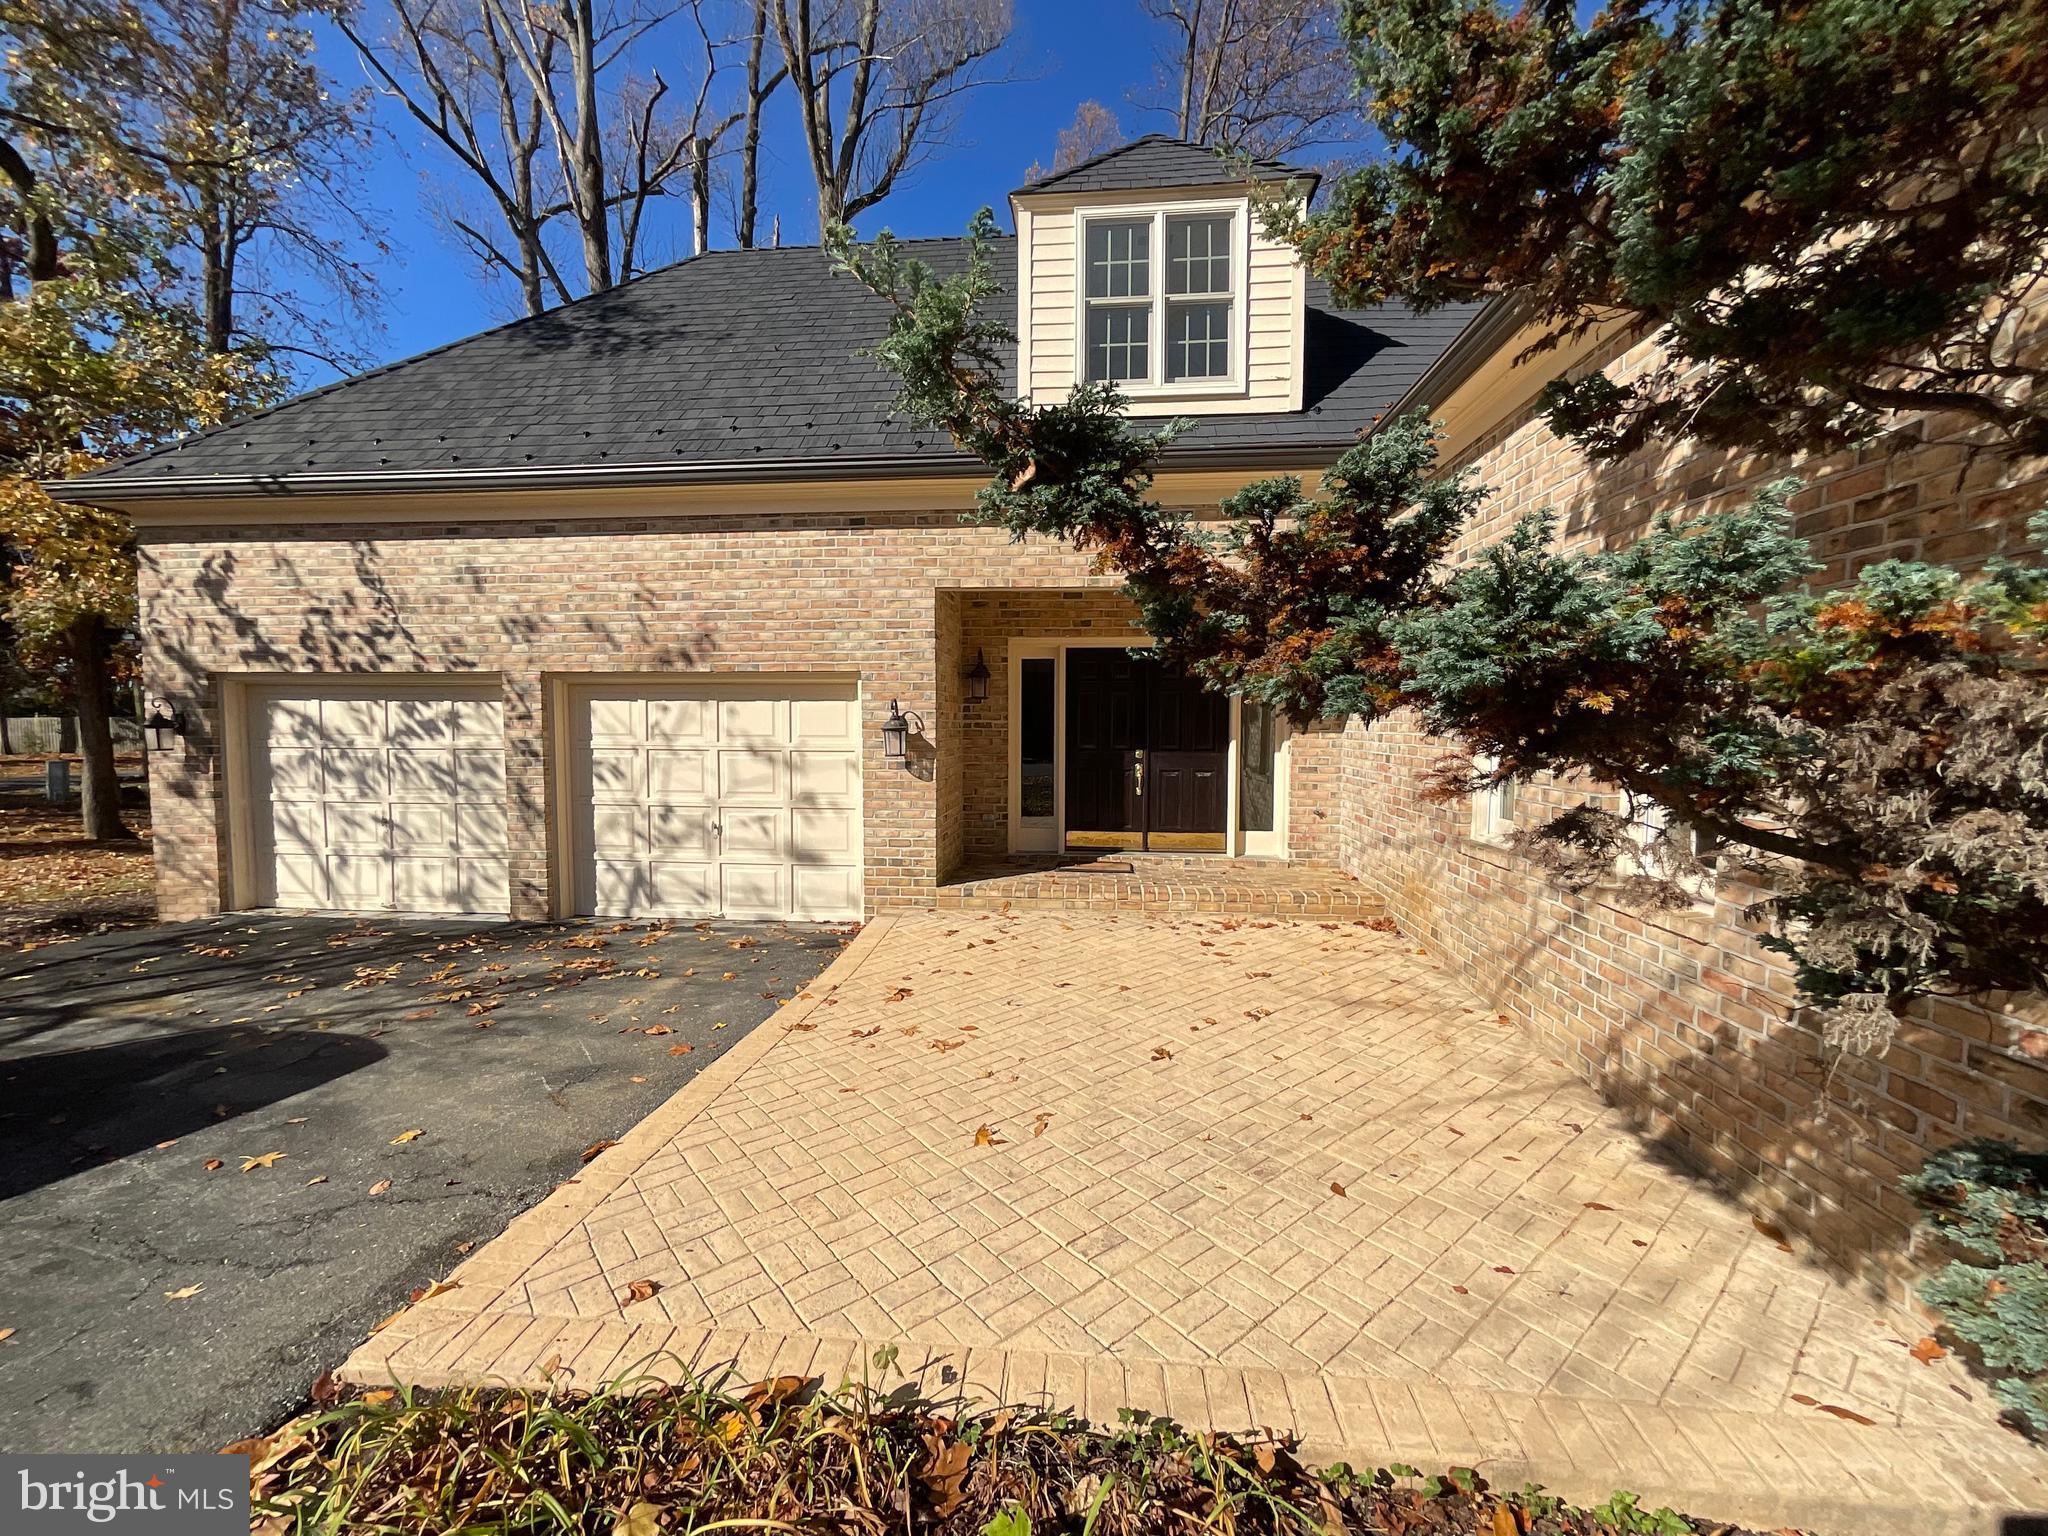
(1367, 294, 1526, 433)
(47, 441, 1362, 507)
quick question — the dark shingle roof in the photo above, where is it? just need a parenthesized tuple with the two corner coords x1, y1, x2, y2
(64, 237, 1481, 498)
(1013, 135, 1316, 197)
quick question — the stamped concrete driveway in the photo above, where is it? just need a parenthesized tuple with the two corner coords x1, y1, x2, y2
(0, 913, 846, 1453)
(349, 908, 2048, 1534)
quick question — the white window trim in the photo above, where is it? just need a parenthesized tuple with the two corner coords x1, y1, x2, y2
(1469, 754, 1516, 844)
(1073, 199, 1251, 400)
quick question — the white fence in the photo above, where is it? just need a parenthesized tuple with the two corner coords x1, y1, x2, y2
(2, 716, 143, 754)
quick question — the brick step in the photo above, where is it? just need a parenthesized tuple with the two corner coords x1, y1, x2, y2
(346, 1310, 2048, 1536)
(935, 857, 1384, 919)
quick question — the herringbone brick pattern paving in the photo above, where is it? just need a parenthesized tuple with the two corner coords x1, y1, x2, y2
(346, 911, 2048, 1533)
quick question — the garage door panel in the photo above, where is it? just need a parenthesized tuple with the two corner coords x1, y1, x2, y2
(322, 697, 388, 743)
(790, 696, 855, 745)
(791, 865, 860, 921)
(718, 749, 781, 802)
(647, 749, 710, 799)
(325, 853, 387, 908)
(721, 808, 783, 855)
(718, 698, 782, 742)
(325, 748, 390, 800)
(570, 679, 860, 922)
(389, 750, 455, 800)
(720, 862, 786, 917)
(249, 681, 508, 915)
(648, 805, 714, 855)
(651, 861, 716, 913)
(588, 698, 642, 740)
(456, 802, 508, 850)
(326, 802, 389, 850)
(647, 698, 712, 743)
(388, 801, 455, 850)
(588, 749, 641, 800)
(791, 807, 857, 858)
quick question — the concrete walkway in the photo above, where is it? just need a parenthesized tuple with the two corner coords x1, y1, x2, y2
(345, 910, 2048, 1535)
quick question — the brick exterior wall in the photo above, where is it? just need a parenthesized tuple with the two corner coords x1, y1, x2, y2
(1334, 329, 2048, 1290)
(138, 505, 1329, 924)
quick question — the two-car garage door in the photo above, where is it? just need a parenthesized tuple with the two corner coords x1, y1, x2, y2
(243, 676, 862, 922)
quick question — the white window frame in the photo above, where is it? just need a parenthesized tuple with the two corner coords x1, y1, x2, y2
(1622, 796, 1722, 903)
(1469, 754, 1516, 844)
(1074, 199, 1250, 399)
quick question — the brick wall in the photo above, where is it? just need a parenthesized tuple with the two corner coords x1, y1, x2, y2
(1335, 329, 2048, 1289)
(138, 508, 1114, 922)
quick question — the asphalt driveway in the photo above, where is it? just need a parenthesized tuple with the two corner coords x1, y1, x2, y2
(0, 910, 847, 1453)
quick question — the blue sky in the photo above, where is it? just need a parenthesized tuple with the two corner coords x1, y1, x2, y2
(321, 2, 1356, 379)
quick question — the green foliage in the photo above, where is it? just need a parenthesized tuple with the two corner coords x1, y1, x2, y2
(1395, 485, 2048, 1027)
(1905, 1140, 2048, 1438)
(1588, 1490, 1692, 1536)
(1273, 0, 2048, 459)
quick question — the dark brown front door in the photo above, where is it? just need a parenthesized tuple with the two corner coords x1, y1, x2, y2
(1065, 648, 1228, 852)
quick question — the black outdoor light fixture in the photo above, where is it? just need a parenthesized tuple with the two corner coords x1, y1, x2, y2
(881, 698, 924, 768)
(964, 648, 991, 705)
(143, 698, 186, 752)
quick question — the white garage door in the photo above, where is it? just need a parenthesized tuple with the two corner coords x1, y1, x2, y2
(569, 679, 862, 922)
(249, 681, 510, 915)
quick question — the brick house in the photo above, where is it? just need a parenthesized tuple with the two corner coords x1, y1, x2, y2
(53, 134, 2048, 1277)
(56, 139, 1477, 926)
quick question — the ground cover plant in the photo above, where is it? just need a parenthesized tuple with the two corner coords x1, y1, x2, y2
(242, 1358, 1772, 1535)
(1904, 1139, 2048, 1438)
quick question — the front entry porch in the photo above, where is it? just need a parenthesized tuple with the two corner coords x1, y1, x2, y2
(935, 852, 1381, 917)
(942, 589, 1315, 879)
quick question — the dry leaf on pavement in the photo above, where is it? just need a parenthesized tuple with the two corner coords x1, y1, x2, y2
(241, 1152, 286, 1171)
(390, 1129, 424, 1144)
(368, 1179, 392, 1196)
(620, 1278, 662, 1305)
(164, 1284, 204, 1300)
(972, 1124, 1004, 1147)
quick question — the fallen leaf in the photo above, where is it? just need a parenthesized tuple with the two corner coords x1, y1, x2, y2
(1330, 1181, 1347, 1197)
(1909, 1336, 1948, 1365)
(309, 1370, 342, 1406)
(1451, 1285, 1469, 1296)
(667, 1043, 695, 1056)
(164, 1284, 204, 1300)
(1492, 1265, 1515, 1274)
(390, 1128, 424, 1144)
(629, 1075, 647, 1084)
(240, 1151, 286, 1172)
(368, 1179, 392, 1196)
(360, 1389, 397, 1406)
(1032, 1112, 1052, 1138)
(582, 1139, 618, 1163)
(1491, 1503, 1524, 1536)
(643, 1023, 673, 1036)
(0, 1328, 14, 1342)
(1752, 1216, 1794, 1251)
(203, 1158, 224, 1172)
(620, 1278, 662, 1305)
(613, 1501, 666, 1536)
(304, 1175, 327, 1187)
(885, 986, 913, 1002)
(1151, 1046, 1174, 1061)
(973, 1124, 1005, 1147)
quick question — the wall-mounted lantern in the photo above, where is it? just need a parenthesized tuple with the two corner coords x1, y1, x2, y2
(881, 698, 924, 768)
(964, 648, 991, 705)
(143, 699, 186, 753)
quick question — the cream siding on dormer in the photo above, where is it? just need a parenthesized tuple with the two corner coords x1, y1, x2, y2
(1014, 185, 1306, 416)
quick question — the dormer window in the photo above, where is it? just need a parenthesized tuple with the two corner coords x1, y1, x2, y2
(1078, 203, 1246, 394)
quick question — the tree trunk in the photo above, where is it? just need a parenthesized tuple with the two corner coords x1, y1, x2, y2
(564, 0, 613, 291)
(737, 0, 771, 248)
(70, 618, 129, 842)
